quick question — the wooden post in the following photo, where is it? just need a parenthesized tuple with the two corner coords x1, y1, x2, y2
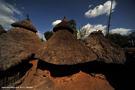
(26, 14, 30, 21)
(106, 0, 113, 38)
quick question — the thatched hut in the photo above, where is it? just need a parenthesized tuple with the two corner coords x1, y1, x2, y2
(0, 15, 45, 87)
(85, 30, 126, 64)
(36, 17, 97, 65)
(53, 17, 74, 34)
(11, 14, 37, 33)
(0, 16, 43, 71)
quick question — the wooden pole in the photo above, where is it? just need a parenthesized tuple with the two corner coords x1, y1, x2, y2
(106, 0, 113, 38)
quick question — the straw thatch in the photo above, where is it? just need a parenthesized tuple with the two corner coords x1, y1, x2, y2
(11, 19, 37, 33)
(0, 27, 44, 70)
(53, 21, 74, 34)
(0, 25, 6, 35)
(36, 29, 97, 65)
(85, 31, 126, 64)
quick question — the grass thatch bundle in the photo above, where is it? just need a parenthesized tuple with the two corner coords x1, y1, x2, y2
(53, 21, 74, 34)
(0, 28, 44, 70)
(11, 19, 37, 33)
(36, 29, 97, 65)
(85, 31, 126, 64)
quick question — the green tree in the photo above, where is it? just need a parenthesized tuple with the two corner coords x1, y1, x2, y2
(108, 33, 130, 47)
(129, 31, 135, 39)
(67, 19, 76, 30)
(128, 31, 135, 47)
(44, 31, 53, 40)
(67, 19, 77, 38)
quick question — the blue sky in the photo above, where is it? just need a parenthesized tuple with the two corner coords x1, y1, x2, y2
(0, 0, 135, 35)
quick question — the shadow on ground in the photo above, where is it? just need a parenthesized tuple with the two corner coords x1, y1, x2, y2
(37, 52, 135, 90)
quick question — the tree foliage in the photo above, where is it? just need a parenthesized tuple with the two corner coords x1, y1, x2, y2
(67, 19, 76, 30)
(108, 32, 135, 48)
(67, 19, 77, 38)
(44, 31, 53, 40)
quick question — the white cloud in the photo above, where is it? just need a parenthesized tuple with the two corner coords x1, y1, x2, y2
(110, 28, 132, 35)
(85, 0, 116, 18)
(79, 23, 133, 38)
(88, 5, 93, 8)
(36, 32, 46, 41)
(0, 0, 22, 30)
(80, 23, 107, 37)
(52, 20, 62, 27)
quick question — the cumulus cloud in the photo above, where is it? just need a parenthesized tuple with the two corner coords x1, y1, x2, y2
(0, 0, 22, 29)
(110, 28, 132, 35)
(85, 0, 116, 18)
(52, 20, 62, 27)
(80, 23, 107, 37)
(79, 23, 133, 38)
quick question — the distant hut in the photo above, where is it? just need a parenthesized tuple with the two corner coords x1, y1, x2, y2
(11, 14, 37, 33)
(53, 16, 74, 34)
(85, 30, 126, 64)
(36, 17, 97, 65)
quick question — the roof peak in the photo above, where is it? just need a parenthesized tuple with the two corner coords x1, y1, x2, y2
(53, 16, 74, 33)
(11, 14, 37, 33)
(62, 16, 66, 22)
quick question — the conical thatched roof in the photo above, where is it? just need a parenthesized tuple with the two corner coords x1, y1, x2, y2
(85, 31, 126, 64)
(11, 15, 37, 33)
(36, 29, 97, 65)
(0, 27, 44, 70)
(53, 17, 74, 34)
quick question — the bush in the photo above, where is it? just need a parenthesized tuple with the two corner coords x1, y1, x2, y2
(44, 31, 53, 40)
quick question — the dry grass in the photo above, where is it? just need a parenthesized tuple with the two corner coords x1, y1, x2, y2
(11, 19, 37, 33)
(85, 31, 126, 64)
(0, 28, 44, 70)
(36, 30, 97, 65)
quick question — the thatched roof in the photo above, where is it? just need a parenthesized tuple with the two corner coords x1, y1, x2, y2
(36, 29, 97, 65)
(85, 31, 126, 64)
(0, 27, 44, 70)
(11, 17, 37, 33)
(53, 21, 74, 34)
(0, 25, 6, 35)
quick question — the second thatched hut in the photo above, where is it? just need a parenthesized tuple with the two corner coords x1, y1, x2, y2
(36, 18, 97, 65)
(85, 30, 126, 64)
